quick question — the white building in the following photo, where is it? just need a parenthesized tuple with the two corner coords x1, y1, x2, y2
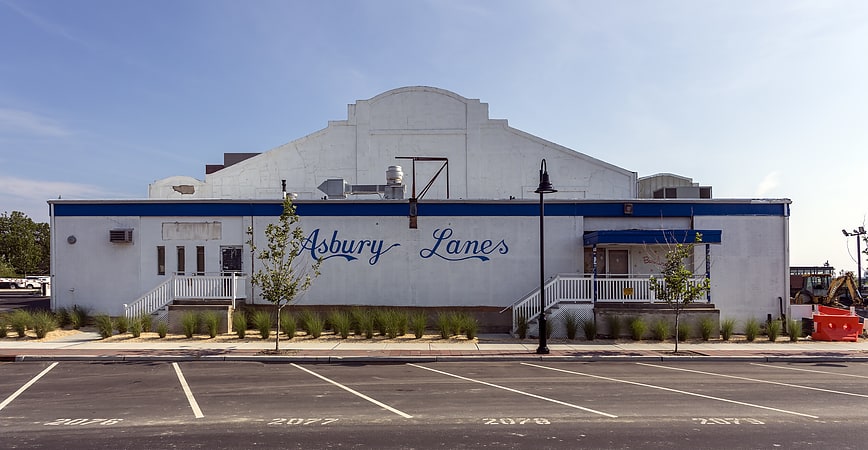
(49, 87, 790, 332)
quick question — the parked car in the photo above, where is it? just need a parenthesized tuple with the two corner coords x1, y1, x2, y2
(0, 277, 43, 289)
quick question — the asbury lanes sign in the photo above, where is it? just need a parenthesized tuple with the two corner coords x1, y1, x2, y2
(302, 227, 509, 265)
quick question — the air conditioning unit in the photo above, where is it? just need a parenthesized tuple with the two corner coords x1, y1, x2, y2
(109, 229, 134, 243)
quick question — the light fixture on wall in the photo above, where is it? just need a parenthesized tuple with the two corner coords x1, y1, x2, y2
(534, 159, 557, 355)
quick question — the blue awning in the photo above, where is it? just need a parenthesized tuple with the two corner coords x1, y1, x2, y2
(583, 229, 722, 246)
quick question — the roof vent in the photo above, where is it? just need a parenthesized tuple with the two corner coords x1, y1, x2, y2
(109, 229, 133, 243)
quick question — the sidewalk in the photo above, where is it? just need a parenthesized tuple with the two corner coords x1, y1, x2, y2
(3, 332, 868, 363)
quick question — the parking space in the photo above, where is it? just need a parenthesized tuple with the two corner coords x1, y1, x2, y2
(2, 360, 868, 447)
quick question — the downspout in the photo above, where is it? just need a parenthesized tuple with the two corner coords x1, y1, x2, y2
(592, 244, 598, 304)
(705, 243, 711, 303)
(49, 201, 56, 311)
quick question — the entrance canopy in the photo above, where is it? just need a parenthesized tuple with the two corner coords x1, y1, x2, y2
(583, 229, 722, 246)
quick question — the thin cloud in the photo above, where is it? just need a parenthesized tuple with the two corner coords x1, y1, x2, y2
(754, 171, 780, 197)
(0, 175, 104, 200)
(0, 108, 70, 137)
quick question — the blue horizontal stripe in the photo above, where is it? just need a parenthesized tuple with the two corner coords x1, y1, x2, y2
(583, 229, 722, 245)
(51, 200, 789, 218)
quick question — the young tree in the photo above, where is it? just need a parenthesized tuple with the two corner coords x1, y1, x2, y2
(249, 198, 321, 351)
(648, 233, 710, 353)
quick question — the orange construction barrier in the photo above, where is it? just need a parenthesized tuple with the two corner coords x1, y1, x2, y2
(811, 305, 863, 342)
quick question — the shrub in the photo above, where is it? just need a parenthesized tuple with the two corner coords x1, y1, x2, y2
(460, 313, 479, 340)
(720, 318, 736, 341)
(744, 318, 760, 342)
(304, 311, 325, 338)
(651, 320, 670, 341)
(202, 311, 220, 338)
(250, 310, 272, 340)
(70, 305, 90, 330)
(516, 313, 529, 339)
(329, 310, 352, 339)
(115, 315, 129, 334)
(581, 319, 597, 340)
(410, 311, 428, 338)
(129, 315, 143, 338)
(562, 311, 581, 340)
(94, 314, 113, 339)
(31, 311, 58, 339)
(0, 313, 7, 338)
(279, 311, 296, 338)
(55, 307, 71, 328)
(766, 320, 782, 342)
(436, 312, 452, 339)
(353, 308, 375, 339)
(156, 321, 168, 338)
(181, 312, 199, 338)
(373, 309, 389, 337)
(699, 317, 715, 341)
(628, 317, 647, 341)
(787, 318, 803, 341)
(9, 310, 32, 337)
(677, 321, 690, 342)
(605, 315, 622, 339)
(141, 314, 154, 333)
(233, 311, 248, 339)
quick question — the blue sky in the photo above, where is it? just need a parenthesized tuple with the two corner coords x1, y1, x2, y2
(1, 0, 867, 274)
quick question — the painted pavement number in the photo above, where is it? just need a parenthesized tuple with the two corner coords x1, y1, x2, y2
(44, 418, 124, 426)
(482, 418, 551, 425)
(692, 418, 765, 425)
(268, 418, 339, 426)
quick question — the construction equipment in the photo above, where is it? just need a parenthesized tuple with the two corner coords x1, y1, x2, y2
(791, 272, 864, 307)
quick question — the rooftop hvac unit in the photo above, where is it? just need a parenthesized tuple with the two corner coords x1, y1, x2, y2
(109, 229, 133, 243)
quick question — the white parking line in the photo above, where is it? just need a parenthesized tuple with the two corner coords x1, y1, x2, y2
(172, 362, 204, 419)
(750, 363, 868, 379)
(522, 362, 817, 419)
(0, 362, 58, 412)
(291, 363, 413, 419)
(408, 363, 617, 418)
(638, 362, 868, 399)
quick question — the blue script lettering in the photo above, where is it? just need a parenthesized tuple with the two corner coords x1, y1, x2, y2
(419, 228, 509, 262)
(303, 229, 400, 265)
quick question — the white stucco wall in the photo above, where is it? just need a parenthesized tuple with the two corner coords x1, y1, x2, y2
(149, 87, 637, 201)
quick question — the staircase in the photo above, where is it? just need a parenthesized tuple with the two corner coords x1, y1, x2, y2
(123, 274, 247, 319)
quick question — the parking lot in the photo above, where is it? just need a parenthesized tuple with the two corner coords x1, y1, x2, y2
(2, 360, 867, 448)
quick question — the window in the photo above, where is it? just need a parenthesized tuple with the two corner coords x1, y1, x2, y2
(221, 246, 243, 275)
(176, 246, 186, 275)
(157, 246, 165, 276)
(196, 246, 205, 275)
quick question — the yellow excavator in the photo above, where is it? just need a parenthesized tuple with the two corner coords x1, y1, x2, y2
(791, 272, 864, 307)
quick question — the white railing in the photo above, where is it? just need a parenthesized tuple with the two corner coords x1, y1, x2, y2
(506, 274, 708, 334)
(124, 274, 248, 318)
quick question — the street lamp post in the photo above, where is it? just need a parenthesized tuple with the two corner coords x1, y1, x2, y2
(842, 226, 867, 293)
(535, 159, 557, 355)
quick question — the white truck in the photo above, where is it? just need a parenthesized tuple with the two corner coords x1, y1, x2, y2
(0, 277, 42, 289)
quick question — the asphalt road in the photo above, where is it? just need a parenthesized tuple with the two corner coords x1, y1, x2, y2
(2, 360, 867, 449)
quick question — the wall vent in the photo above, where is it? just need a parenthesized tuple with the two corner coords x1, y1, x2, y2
(109, 229, 134, 243)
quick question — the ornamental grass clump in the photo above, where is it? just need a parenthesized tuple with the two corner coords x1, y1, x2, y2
(766, 319, 782, 342)
(156, 321, 168, 338)
(436, 312, 453, 339)
(677, 321, 690, 342)
(744, 318, 761, 342)
(605, 315, 622, 339)
(55, 307, 71, 328)
(114, 315, 129, 335)
(0, 313, 8, 338)
(94, 314, 113, 339)
(628, 317, 647, 341)
(328, 310, 352, 339)
(459, 312, 479, 340)
(233, 311, 248, 339)
(787, 318, 803, 341)
(354, 308, 376, 339)
(651, 320, 670, 341)
(279, 311, 296, 338)
(720, 318, 736, 341)
(581, 319, 596, 341)
(141, 314, 154, 333)
(410, 311, 428, 339)
(250, 310, 272, 340)
(516, 314, 529, 339)
(181, 312, 199, 338)
(698, 317, 716, 341)
(129, 315, 143, 338)
(9, 309, 32, 338)
(562, 311, 581, 340)
(70, 305, 90, 330)
(299, 310, 324, 338)
(202, 311, 220, 338)
(31, 310, 58, 339)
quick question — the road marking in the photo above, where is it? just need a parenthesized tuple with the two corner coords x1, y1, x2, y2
(409, 363, 617, 418)
(172, 362, 204, 419)
(638, 362, 868, 399)
(0, 362, 58, 412)
(750, 363, 868, 379)
(291, 363, 413, 419)
(522, 362, 817, 419)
